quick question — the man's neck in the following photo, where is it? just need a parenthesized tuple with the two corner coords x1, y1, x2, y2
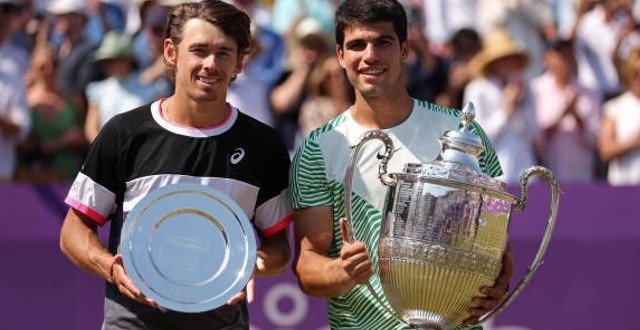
(163, 95, 229, 128)
(351, 92, 414, 129)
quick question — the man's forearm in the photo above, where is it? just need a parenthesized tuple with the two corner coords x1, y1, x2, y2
(256, 230, 291, 276)
(294, 252, 358, 297)
(59, 209, 115, 283)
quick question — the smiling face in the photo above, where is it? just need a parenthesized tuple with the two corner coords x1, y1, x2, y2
(164, 18, 244, 104)
(336, 21, 408, 101)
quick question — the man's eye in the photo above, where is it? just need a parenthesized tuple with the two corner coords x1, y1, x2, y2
(348, 43, 365, 51)
(192, 49, 208, 56)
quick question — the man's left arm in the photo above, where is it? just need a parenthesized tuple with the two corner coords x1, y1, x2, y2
(256, 229, 291, 276)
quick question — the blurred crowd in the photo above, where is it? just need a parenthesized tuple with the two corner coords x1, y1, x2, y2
(1, 0, 640, 186)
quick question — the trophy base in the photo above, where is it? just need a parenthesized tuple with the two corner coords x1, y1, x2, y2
(404, 311, 454, 330)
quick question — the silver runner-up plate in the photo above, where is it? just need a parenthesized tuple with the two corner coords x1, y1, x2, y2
(120, 183, 257, 313)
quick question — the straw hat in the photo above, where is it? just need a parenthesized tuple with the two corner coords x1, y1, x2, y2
(468, 29, 529, 77)
(94, 31, 136, 62)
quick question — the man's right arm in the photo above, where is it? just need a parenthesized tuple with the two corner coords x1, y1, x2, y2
(59, 208, 157, 307)
(59, 208, 115, 283)
(293, 205, 374, 298)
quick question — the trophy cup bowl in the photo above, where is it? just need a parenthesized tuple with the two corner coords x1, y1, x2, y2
(343, 103, 560, 329)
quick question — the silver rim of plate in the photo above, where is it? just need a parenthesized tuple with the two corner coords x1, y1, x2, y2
(120, 183, 257, 313)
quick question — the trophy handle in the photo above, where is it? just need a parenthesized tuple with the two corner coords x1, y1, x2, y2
(343, 130, 398, 316)
(344, 130, 396, 241)
(478, 165, 560, 324)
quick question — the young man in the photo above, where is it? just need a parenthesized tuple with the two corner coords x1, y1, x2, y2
(59, 1, 292, 329)
(290, 0, 512, 329)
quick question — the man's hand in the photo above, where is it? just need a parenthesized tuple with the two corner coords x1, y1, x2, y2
(339, 219, 374, 286)
(110, 255, 158, 308)
(227, 256, 266, 305)
(463, 243, 514, 325)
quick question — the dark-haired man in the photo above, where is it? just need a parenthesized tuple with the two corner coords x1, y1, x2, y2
(290, 0, 512, 329)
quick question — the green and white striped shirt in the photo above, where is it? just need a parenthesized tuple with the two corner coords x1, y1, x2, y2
(290, 99, 502, 329)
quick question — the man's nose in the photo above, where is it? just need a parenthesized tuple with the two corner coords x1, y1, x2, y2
(202, 54, 215, 70)
(362, 44, 377, 62)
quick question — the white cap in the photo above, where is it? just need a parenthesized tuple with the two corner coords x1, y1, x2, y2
(47, 0, 87, 15)
(295, 17, 323, 40)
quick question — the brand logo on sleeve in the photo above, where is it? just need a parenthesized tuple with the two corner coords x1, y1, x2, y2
(230, 148, 246, 164)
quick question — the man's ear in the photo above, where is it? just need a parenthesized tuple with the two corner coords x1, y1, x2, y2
(164, 39, 177, 65)
(235, 54, 246, 75)
(336, 44, 346, 68)
(400, 40, 409, 64)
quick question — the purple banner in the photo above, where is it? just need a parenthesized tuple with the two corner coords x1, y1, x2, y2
(1, 182, 638, 329)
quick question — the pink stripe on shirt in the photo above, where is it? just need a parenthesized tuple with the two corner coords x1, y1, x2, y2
(262, 213, 294, 237)
(65, 197, 108, 226)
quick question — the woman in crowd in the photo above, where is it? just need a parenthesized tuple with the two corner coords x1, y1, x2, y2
(298, 54, 353, 137)
(19, 44, 87, 181)
(599, 49, 640, 186)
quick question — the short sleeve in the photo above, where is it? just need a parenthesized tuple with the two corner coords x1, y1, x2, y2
(289, 137, 333, 209)
(65, 120, 124, 225)
(253, 129, 294, 236)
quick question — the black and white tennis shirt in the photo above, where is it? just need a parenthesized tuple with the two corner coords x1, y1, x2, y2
(65, 99, 292, 328)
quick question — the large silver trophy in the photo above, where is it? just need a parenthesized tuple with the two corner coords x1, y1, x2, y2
(343, 103, 560, 329)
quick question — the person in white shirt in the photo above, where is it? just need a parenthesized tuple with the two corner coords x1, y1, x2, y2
(599, 49, 640, 185)
(464, 28, 540, 184)
(532, 38, 602, 182)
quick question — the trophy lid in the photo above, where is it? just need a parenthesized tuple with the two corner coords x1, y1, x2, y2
(437, 102, 486, 173)
(401, 102, 506, 193)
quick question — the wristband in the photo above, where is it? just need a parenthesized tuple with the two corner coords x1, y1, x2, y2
(109, 254, 123, 284)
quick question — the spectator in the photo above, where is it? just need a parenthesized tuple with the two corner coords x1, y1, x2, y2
(0, 0, 30, 181)
(133, 0, 179, 71)
(226, 0, 286, 126)
(574, 0, 634, 100)
(464, 28, 540, 184)
(132, 1, 183, 86)
(228, 0, 273, 28)
(436, 28, 483, 110)
(298, 55, 354, 136)
(270, 0, 336, 36)
(6, 0, 37, 55)
(477, 0, 557, 80)
(547, 0, 581, 39)
(403, 7, 449, 104)
(532, 38, 602, 182)
(0, 0, 30, 78)
(47, 0, 99, 111)
(420, 0, 480, 55)
(85, 0, 128, 47)
(18, 44, 88, 182)
(227, 22, 284, 127)
(599, 49, 640, 185)
(270, 17, 332, 154)
(84, 31, 171, 143)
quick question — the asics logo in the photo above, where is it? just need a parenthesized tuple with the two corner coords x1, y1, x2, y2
(230, 148, 245, 164)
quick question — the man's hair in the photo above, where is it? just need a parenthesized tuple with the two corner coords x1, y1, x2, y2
(334, 0, 407, 47)
(165, 0, 251, 55)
